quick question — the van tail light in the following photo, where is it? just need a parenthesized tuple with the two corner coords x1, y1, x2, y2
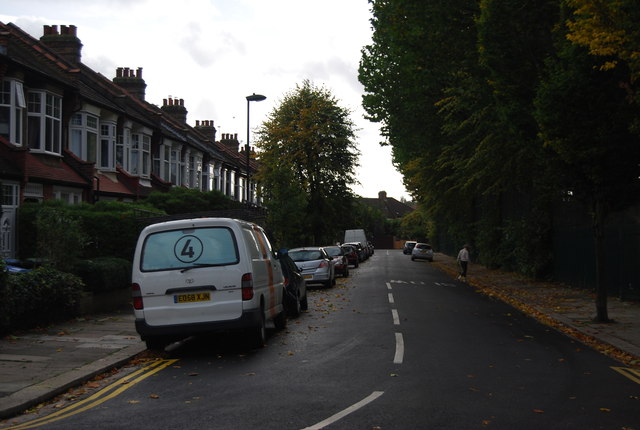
(132, 283, 143, 310)
(241, 273, 254, 300)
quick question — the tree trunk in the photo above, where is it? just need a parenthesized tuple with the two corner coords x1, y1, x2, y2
(592, 198, 610, 322)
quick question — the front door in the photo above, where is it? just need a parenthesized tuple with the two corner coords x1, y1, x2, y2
(1, 182, 18, 258)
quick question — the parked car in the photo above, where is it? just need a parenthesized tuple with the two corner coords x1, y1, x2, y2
(288, 247, 335, 288)
(403, 241, 417, 255)
(3, 258, 33, 273)
(341, 244, 359, 268)
(344, 242, 367, 262)
(277, 249, 308, 317)
(411, 243, 434, 262)
(365, 241, 375, 257)
(131, 217, 287, 350)
(323, 245, 349, 278)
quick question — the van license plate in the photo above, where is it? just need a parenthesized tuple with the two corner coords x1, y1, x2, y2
(174, 292, 211, 303)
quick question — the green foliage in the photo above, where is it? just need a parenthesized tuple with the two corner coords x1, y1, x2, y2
(0, 267, 84, 334)
(145, 187, 242, 214)
(18, 200, 156, 262)
(256, 80, 360, 246)
(397, 207, 432, 243)
(34, 202, 88, 272)
(359, 0, 640, 287)
(72, 257, 132, 293)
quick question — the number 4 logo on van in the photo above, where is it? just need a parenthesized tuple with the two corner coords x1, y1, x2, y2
(174, 235, 203, 263)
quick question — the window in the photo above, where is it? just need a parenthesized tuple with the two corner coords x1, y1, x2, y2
(53, 186, 82, 204)
(130, 132, 151, 177)
(141, 227, 239, 272)
(27, 91, 61, 154)
(99, 121, 116, 170)
(188, 154, 203, 190)
(69, 112, 98, 162)
(0, 80, 25, 145)
(170, 148, 180, 184)
(116, 128, 131, 170)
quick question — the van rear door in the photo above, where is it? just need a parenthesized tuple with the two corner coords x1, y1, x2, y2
(137, 225, 244, 326)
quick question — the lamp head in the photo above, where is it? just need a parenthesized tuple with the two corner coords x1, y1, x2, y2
(246, 93, 266, 102)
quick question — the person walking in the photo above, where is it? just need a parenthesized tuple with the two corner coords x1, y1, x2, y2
(457, 244, 470, 282)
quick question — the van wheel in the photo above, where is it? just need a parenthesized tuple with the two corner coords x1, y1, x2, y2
(250, 311, 266, 349)
(274, 310, 287, 330)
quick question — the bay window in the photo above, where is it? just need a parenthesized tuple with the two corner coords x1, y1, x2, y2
(0, 79, 25, 146)
(69, 112, 98, 162)
(27, 91, 62, 154)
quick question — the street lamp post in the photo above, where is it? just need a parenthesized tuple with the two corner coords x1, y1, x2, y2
(245, 93, 266, 206)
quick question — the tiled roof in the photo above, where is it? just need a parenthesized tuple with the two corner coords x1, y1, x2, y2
(360, 192, 414, 219)
(24, 153, 88, 186)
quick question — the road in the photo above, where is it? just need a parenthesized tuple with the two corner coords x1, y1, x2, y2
(3, 250, 639, 429)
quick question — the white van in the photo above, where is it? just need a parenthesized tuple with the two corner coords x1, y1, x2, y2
(131, 218, 286, 350)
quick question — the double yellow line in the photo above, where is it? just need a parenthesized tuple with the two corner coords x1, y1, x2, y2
(4, 359, 178, 429)
(611, 366, 640, 385)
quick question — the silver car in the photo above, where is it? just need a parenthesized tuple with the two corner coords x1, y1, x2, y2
(288, 247, 336, 288)
(411, 243, 434, 262)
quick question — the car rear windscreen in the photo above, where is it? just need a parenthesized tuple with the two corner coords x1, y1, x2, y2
(141, 227, 239, 271)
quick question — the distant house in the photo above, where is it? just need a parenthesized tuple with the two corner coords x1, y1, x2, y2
(0, 23, 258, 258)
(360, 191, 414, 249)
(360, 191, 414, 220)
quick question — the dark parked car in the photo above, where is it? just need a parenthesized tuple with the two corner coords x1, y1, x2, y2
(403, 241, 417, 255)
(343, 242, 367, 262)
(341, 244, 359, 268)
(277, 249, 308, 317)
(323, 245, 349, 277)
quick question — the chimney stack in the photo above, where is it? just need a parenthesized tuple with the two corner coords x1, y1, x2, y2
(40, 24, 83, 65)
(160, 97, 188, 123)
(195, 120, 217, 142)
(113, 67, 147, 100)
(220, 132, 240, 152)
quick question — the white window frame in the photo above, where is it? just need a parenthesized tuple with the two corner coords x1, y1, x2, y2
(53, 186, 82, 204)
(27, 90, 62, 154)
(69, 112, 99, 163)
(0, 79, 25, 146)
(117, 127, 132, 171)
(99, 120, 116, 171)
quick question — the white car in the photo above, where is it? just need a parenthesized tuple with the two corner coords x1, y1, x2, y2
(131, 218, 287, 350)
(288, 247, 336, 288)
(411, 243, 434, 262)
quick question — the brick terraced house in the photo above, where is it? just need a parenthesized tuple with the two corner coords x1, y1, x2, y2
(0, 23, 259, 258)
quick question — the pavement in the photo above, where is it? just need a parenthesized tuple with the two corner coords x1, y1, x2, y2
(1, 251, 639, 420)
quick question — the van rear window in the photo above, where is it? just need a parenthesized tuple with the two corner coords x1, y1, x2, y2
(141, 227, 239, 271)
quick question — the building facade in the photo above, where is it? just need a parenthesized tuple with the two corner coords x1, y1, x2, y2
(0, 23, 259, 258)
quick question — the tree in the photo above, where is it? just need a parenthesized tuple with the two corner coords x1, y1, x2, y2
(535, 5, 640, 321)
(255, 81, 360, 247)
(566, 0, 640, 81)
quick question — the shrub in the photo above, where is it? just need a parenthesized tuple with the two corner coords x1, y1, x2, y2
(0, 267, 84, 335)
(73, 257, 132, 293)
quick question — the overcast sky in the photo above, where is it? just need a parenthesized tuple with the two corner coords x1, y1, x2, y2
(2, 0, 409, 200)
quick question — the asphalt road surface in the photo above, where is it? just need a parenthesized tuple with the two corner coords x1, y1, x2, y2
(3, 250, 639, 429)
